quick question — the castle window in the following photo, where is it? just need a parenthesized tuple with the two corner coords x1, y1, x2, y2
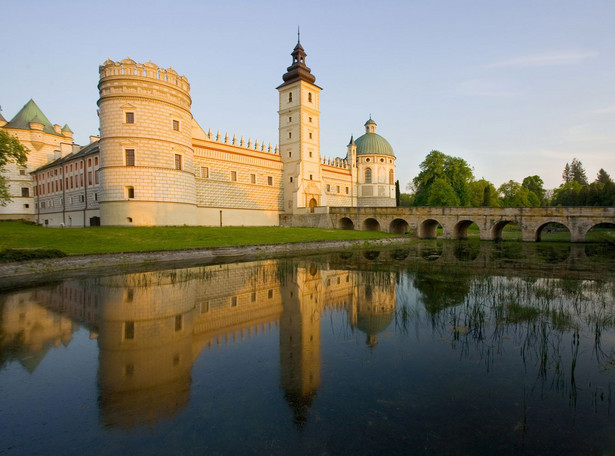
(309, 151, 312, 158)
(19, 169, 26, 176)
(345, 186, 349, 194)
(79, 194, 85, 203)
(201, 167, 209, 178)
(365, 168, 372, 183)
(289, 177, 293, 183)
(337, 185, 340, 193)
(126, 186, 135, 199)
(366, 158, 370, 162)
(288, 92, 293, 103)
(173, 120, 180, 131)
(230, 296, 238, 307)
(267, 176, 273, 186)
(24, 204, 29, 209)
(95, 157, 99, 166)
(389, 169, 394, 185)
(288, 132, 292, 139)
(250, 174, 256, 184)
(88, 158, 92, 167)
(21, 188, 29, 197)
(288, 116, 292, 123)
(326, 184, 330, 192)
(308, 92, 312, 102)
(309, 174, 313, 180)
(125, 112, 134, 124)
(309, 117, 312, 123)
(288, 152, 292, 158)
(124, 321, 135, 340)
(309, 132, 313, 139)
(126, 217, 133, 223)
(174, 154, 182, 170)
(88, 172, 92, 186)
(230, 171, 237, 181)
(94, 193, 98, 201)
(125, 149, 135, 166)
(95, 170, 99, 184)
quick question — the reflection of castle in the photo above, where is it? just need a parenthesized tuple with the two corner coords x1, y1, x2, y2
(0, 259, 396, 427)
(0, 38, 396, 226)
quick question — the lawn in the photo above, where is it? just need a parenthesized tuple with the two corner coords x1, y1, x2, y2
(0, 221, 396, 255)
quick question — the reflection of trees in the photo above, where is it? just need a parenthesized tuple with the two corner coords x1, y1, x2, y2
(412, 271, 471, 315)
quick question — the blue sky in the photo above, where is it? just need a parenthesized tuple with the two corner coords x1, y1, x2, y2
(1, 0, 613, 190)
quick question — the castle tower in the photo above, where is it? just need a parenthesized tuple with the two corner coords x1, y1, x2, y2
(277, 37, 323, 214)
(97, 58, 197, 226)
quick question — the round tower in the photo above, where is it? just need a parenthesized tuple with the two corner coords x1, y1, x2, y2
(97, 58, 197, 225)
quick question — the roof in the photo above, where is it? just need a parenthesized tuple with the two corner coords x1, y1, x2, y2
(32, 140, 99, 173)
(4, 99, 64, 136)
(354, 132, 395, 157)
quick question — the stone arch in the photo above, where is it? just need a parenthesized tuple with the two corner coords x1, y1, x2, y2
(491, 220, 522, 241)
(362, 217, 380, 231)
(363, 251, 380, 260)
(337, 217, 354, 230)
(389, 218, 409, 234)
(583, 222, 615, 243)
(536, 222, 571, 242)
(453, 220, 477, 240)
(418, 219, 441, 239)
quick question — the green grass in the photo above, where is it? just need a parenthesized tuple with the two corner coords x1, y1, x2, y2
(0, 221, 395, 255)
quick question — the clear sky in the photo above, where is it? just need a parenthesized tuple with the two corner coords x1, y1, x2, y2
(1, 0, 613, 190)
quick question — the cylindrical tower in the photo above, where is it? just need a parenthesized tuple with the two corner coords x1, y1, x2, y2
(97, 58, 197, 225)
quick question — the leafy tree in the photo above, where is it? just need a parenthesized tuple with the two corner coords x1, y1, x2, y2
(398, 192, 414, 207)
(412, 150, 474, 206)
(469, 179, 500, 207)
(498, 180, 540, 207)
(0, 130, 29, 205)
(522, 175, 546, 205)
(551, 181, 584, 206)
(427, 178, 460, 206)
(562, 163, 572, 183)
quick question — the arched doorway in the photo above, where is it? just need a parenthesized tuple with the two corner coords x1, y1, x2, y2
(308, 198, 317, 213)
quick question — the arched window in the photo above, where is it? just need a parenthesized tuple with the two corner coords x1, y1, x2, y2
(288, 92, 293, 103)
(365, 168, 372, 183)
(389, 169, 394, 185)
(308, 92, 312, 102)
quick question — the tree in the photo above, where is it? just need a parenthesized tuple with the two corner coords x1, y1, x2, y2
(412, 150, 474, 206)
(498, 180, 540, 207)
(427, 178, 460, 206)
(0, 130, 29, 205)
(469, 179, 500, 207)
(562, 163, 572, 183)
(395, 180, 400, 207)
(596, 168, 612, 185)
(569, 158, 588, 185)
(522, 175, 546, 205)
(551, 181, 584, 206)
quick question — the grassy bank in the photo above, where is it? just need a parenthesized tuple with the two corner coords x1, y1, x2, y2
(0, 221, 395, 256)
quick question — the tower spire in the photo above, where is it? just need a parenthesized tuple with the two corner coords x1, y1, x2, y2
(297, 26, 300, 44)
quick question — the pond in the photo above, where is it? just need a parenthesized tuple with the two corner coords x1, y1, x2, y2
(1, 241, 614, 455)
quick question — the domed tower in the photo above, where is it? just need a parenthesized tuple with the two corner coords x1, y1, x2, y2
(97, 58, 197, 225)
(354, 117, 396, 207)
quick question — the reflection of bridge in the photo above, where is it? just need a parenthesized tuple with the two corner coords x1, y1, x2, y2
(281, 206, 615, 242)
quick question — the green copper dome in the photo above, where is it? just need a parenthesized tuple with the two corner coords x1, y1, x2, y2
(354, 117, 395, 157)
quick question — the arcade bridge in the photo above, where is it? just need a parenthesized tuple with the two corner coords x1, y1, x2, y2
(280, 206, 615, 242)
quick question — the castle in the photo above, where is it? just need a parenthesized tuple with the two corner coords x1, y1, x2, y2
(0, 39, 396, 227)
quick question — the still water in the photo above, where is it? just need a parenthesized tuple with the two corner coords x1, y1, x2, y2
(1, 242, 614, 455)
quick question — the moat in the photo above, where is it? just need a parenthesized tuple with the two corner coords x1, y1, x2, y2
(1, 241, 614, 455)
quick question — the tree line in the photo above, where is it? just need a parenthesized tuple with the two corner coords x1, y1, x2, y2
(398, 150, 614, 207)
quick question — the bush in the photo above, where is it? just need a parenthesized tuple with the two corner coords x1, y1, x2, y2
(0, 248, 67, 262)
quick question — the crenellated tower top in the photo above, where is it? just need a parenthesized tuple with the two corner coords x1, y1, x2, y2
(98, 58, 190, 93)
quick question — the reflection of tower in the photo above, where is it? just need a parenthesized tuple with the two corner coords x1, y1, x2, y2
(351, 272, 396, 347)
(96, 272, 195, 428)
(279, 262, 321, 426)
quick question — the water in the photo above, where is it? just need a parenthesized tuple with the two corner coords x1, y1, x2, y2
(1, 242, 614, 455)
